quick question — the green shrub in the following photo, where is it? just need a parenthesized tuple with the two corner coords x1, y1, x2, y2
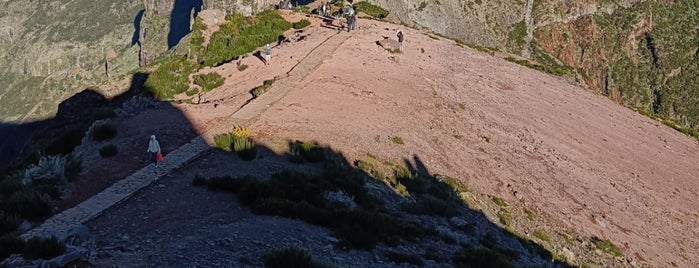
(0, 234, 25, 260)
(200, 167, 429, 250)
(292, 5, 311, 13)
(533, 230, 551, 242)
(592, 237, 623, 257)
(289, 141, 325, 163)
(185, 88, 199, 96)
(0, 212, 21, 235)
(194, 72, 225, 92)
(491, 196, 508, 207)
(43, 124, 87, 156)
(497, 209, 512, 226)
(402, 194, 459, 217)
(98, 144, 118, 158)
(63, 153, 82, 181)
(22, 236, 65, 260)
(0, 178, 22, 199)
(354, 2, 389, 18)
(192, 174, 206, 187)
(452, 246, 512, 268)
(91, 123, 117, 141)
(214, 133, 233, 151)
(251, 79, 275, 98)
(389, 136, 404, 145)
(233, 136, 256, 160)
(293, 19, 311, 29)
(417, 1, 428, 11)
(237, 62, 249, 71)
(386, 251, 424, 266)
(144, 57, 197, 99)
(203, 10, 291, 67)
(262, 247, 312, 268)
(21, 154, 67, 185)
(3, 190, 52, 220)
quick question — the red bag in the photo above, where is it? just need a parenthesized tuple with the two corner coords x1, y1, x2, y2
(156, 151, 164, 163)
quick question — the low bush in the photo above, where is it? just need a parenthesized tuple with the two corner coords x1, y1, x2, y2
(389, 136, 404, 145)
(533, 230, 551, 242)
(144, 57, 197, 99)
(214, 133, 233, 151)
(354, 2, 389, 18)
(3, 190, 53, 220)
(63, 153, 82, 181)
(293, 19, 311, 29)
(22, 236, 65, 260)
(98, 144, 118, 158)
(237, 62, 249, 71)
(192, 174, 206, 187)
(386, 251, 424, 266)
(194, 72, 225, 92)
(289, 141, 325, 163)
(251, 79, 275, 98)
(401, 194, 459, 217)
(91, 123, 117, 141)
(262, 247, 312, 268)
(21, 155, 66, 185)
(0, 212, 21, 235)
(452, 246, 512, 268)
(43, 124, 87, 156)
(199, 167, 428, 250)
(203, 10, 291, 67)
(0, 235, 25, 261)
(233, 136, 256, 160)
(592, 237, 623, 257)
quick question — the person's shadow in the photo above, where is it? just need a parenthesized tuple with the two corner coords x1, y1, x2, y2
(253, 51, 266, 64)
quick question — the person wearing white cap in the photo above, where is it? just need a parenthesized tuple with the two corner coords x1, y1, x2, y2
(264, 44, 272, 66)
(147, 135, 162, 168)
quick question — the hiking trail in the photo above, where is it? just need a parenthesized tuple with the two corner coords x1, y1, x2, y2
(22, 30, 355, 239)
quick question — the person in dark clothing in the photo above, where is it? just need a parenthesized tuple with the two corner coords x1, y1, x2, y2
(397, 30, 404, 51)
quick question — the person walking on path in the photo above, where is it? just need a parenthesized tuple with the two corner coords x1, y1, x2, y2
(397, 30, 404, 52)
(147, 135, 162, 168)
(264, 43, 272, 66)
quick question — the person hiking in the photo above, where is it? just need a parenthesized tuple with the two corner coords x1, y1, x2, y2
(264, 43, 272, 65)
(397, 30, 404, 51)
(147, 135, 162, 168)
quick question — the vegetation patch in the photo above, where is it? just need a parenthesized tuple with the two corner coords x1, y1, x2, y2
(505, 56, 573, 77)
(194, 160, 431, 250)
(91, 123, 117, 141)
(144, 57, 197, 99)
(288, 141, 325, 163)
(533, 230, 551, 242)
(98, 144, 118, 158)
(203, 10, 291, 67)
(491, 196, 508, 207)
(354, 2, 389, 18)
(592, 237, 623, 257)
(214, 126, 256, 160)
(497, 209, 512, 226)
(452, 245, 512, 268)
(237, 62, 249, 72)
(389, 136, 404, 145)
(417, 1, 428, 11)
(194, 72, 225, 92)
(21, 236, 65, 260)
(2, 189, 52, 220)
(262, 247, 312, 268)
(292, 19, 311, 29)
(251, 79, 275, 98)
(386, 251, 424, 266)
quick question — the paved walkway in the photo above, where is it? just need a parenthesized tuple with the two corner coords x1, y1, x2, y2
(22, 30, 354, 239)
